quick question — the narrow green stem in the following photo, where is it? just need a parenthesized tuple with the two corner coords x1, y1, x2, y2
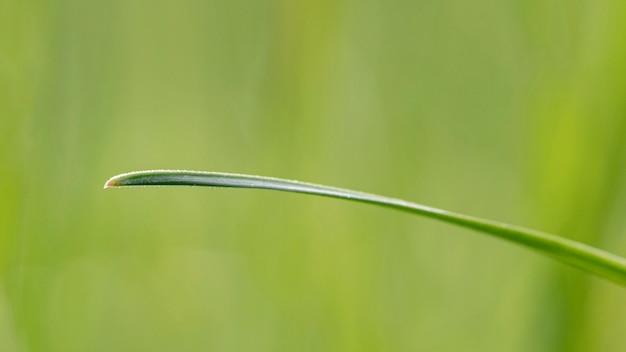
(105, 169, 626, 286)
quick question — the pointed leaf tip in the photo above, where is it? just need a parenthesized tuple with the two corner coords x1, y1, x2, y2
(103, 177, 118, 188)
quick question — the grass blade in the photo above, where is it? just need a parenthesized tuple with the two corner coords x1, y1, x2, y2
(105, 169, 626, 286)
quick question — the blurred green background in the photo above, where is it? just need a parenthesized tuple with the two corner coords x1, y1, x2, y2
(2, 0, 626, 351)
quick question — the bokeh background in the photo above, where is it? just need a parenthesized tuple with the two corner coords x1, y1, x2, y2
(2, 0, 626, 351)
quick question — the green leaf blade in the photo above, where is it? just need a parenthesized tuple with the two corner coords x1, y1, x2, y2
(105, 169, 626, 286)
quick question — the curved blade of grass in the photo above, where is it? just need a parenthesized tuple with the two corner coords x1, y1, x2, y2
(104, 169, 626, 286)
